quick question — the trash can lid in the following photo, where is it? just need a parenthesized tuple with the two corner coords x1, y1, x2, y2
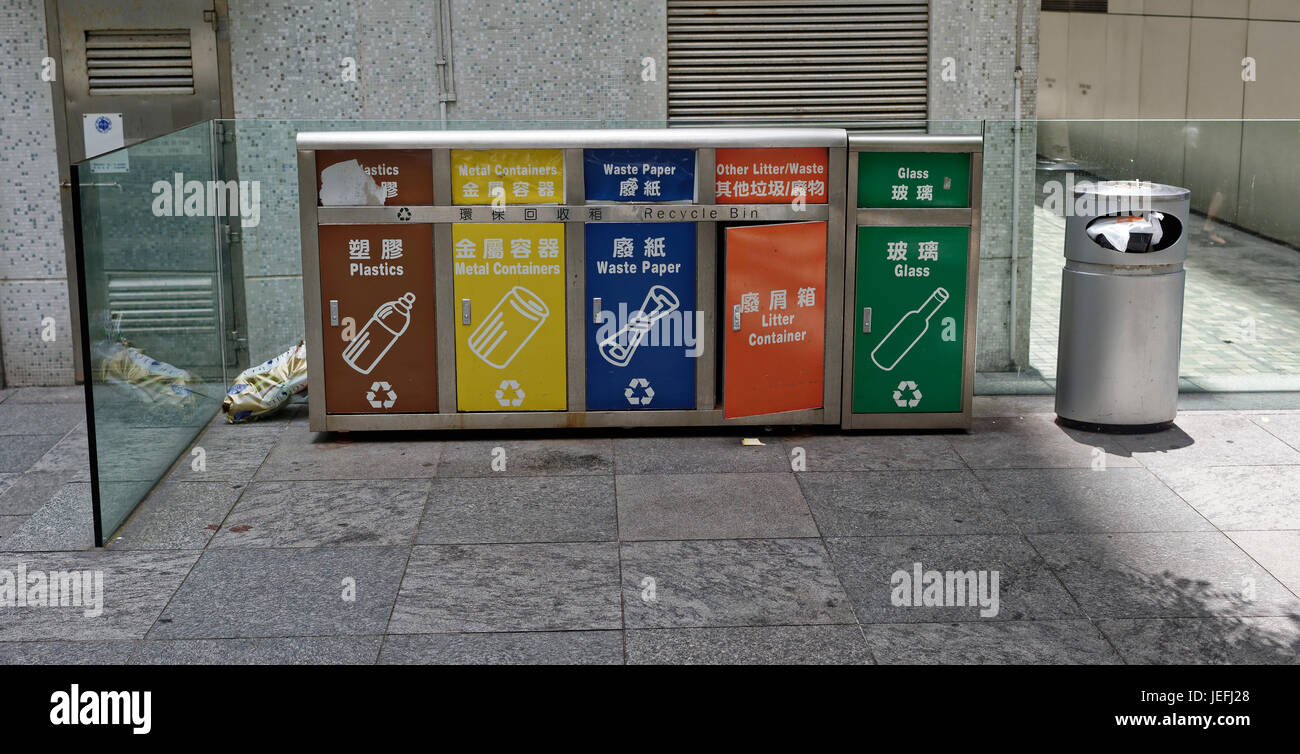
(1072, 180, 1189, 198)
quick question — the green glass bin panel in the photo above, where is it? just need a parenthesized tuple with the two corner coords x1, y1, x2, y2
(857, 152, 971, 209)
(853, 225, 969, 413)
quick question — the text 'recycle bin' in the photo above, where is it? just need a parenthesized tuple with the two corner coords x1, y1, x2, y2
(297, 128, 847, 431)
(842, 134, 983, 431)
(1055, 180, 1190, 431)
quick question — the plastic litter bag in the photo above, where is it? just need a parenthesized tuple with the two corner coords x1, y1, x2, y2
(222, 341, 308, 423)
(1086, 212, 1165, 252)
(98, 339, 198, 407)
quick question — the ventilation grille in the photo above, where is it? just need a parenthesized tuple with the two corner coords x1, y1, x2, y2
(86, 30, 195, 96)
(107, 276, 218, 335)
(667, 0, 929, 130)
(1042, 1, 1107, 11)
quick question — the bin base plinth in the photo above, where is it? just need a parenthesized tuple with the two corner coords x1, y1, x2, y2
(1055, 415, 1173, 434)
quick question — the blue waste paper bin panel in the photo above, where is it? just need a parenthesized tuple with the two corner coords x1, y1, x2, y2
(585, 222, 697, 410)
(584, 149, 696, 202)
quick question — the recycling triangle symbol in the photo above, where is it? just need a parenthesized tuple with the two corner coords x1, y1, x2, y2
(495, 379, 525, 407)
(892, 380, 922, 408)
(366, 381, 397, 409)
(624, 377, 654, 406)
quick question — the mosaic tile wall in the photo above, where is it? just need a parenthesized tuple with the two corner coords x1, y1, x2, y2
(226, 0, 668, 364)
(930, 0, 1040, 372)
(1, 0, 1032, 382)
(0, 0, 75, 386)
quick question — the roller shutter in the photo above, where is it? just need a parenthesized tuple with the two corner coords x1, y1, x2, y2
(667, 0, 929, 130)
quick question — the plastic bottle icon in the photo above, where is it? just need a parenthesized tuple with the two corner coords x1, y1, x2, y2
(870, 287, 948, 372)
(343, 292, 415, 375)
(468, 286, 549, 369)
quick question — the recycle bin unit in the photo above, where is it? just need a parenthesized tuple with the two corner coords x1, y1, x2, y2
(297, 128, 846, 431)
(1055, 180, 1190, 431)
(841, 135, 983, 430)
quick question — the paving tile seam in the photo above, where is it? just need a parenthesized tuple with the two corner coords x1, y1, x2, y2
(399, 620, 868, 635)
(1138, 459, 1300, 605)
(1080, 610, 1300, 620)
(1219, 535, 1300, 605)
(380, 478, 439, 648)
(1250, 419, 1300, 455)
(795, 483, 879, 664)
(613, 469, 629, 665)
(1016, 531, 1138, 663)
(126, 421, 290, 648)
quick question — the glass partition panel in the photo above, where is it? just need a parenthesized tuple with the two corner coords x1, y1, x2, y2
(75, 121, 231, 545)
(1026, 119, 1300, 393)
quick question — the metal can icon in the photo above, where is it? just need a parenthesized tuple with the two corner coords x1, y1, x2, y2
(468, 285, 549, 369)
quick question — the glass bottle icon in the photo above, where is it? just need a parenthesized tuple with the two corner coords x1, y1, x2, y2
(343, 292, 415, 375)
(870, 287, 948, 371)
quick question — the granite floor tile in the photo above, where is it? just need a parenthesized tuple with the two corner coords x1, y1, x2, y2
(614, 435, 790, 474)
(617, 472, 817, 540)
(1225, 531, 1300, 596)
(0, 483, 94, 551)
(390, 543, 621, 633)
(436, 439, 612, 477)
(91, 426, 204, 484)
(28, 429, 89, 479)
(0, 516, 23, 544)
(211, 480, 429, 548)
(0, 641, 136, 665)
(1151, 465, 1300, 530)
(255, 431, 442, 481)
(1098, 617, 1300, 664)
(166, 430, 283, 483)
(1030, 532, 1300, 619)
(148, 546, 408, 639)
(781, 433, 968, 472)
(1118, 414, 1300, 470)
(0, 388, 11, 404)
(0, 403, 85, 436)
(0, 473, 15, 498)
(378, 631, 624, 665)
(974, 467, 1213, 533)
(949, 416, 1138, 469)
(625, 625, 872, 665)
(7, 386, 85, 403)
(203, 410, 297, 436)
(0, 551, 200, 640)
(826, 535, 1082, 623)
(862, 620, 1121, 664)
(0, 435, 64, 474)
(1252, 414, 1300, 450)
(106, 482, 246, 550)
(129, 636, 382, 665)
(418, 476, 616, 544)
(972, 395, 1056, 417)
(621, 538, 853, 629)
(798, 470, 1017, 536)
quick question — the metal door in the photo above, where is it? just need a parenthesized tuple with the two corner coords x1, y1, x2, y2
(55, 0, 226, 162)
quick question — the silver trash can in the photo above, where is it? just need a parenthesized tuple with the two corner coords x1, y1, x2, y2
(1055, 180, 1190, 431)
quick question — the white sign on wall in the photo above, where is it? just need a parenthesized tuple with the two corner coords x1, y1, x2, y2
(83, 113, 128, 173)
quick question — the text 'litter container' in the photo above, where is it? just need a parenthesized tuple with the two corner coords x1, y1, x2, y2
(1055, 180, 1190, 431)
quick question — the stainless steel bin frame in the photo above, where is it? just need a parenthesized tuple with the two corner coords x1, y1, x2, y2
(841, 134, 983, 431)
(298, 128, 847, 432)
